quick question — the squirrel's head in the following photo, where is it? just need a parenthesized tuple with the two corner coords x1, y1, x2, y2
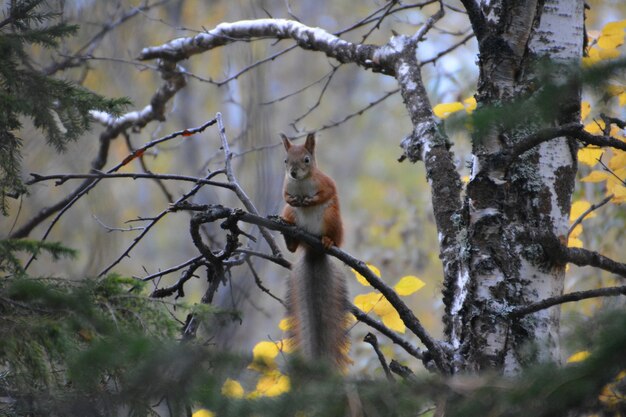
(281, 133, 317, 180)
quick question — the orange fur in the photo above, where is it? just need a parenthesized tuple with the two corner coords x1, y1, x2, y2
(280, 133, 348, 369)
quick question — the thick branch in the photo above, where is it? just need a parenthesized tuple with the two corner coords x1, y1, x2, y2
(172, 203, 450, 373)
(509, 286, 626, 317)
(542, 235, 626, 278)
(459, 0, 487, 41)
(506, 123, 626, 161)
(139, 19, 385, 73)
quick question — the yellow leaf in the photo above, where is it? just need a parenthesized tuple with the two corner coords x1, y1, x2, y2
(613, 184, 626, 203)
(394, 275, 426, 296)
(619, 92, 626, 107)
(600, 48, 621, 60)
(464, 97, 477, 113)
(601, 20, 626, 35)
(583, 120, 604, 134)
(605, 84, 626, 97)
(598, 33, 625, 50)
(372, 297, 394, 316)
(250, 341, 280, 371)
(222, 378, 245, 398)
(461, 175, 470, 184)
(381, 309, 405, 334)
(580, 101, 591, 121)
(568, 237, 583, 248)
(278, 318, 291, 332)
(192, 410, 215, 417)
(277, 338, 294, 353)
(255, 370, 290, 397)
(570, 200, 596, 222)
(609, 151, 626, 171)
(566, 350, 590, 363)
(580, 170, 611, 183)
(570, 224, 583, 239)
(351, 263, 381, 286)
(433, 102, 465, 119)
(577, 147, 603, 167)
(354, 292, 383, 312)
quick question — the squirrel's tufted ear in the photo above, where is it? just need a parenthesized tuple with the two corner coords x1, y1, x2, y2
(280, 133, 291, 151)
(304, 133, 316, 155)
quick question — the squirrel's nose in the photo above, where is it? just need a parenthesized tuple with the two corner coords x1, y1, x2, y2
(290, 170, 297, 179)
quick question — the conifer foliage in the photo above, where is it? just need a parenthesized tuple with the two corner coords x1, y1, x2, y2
(0, 0, 129, 215)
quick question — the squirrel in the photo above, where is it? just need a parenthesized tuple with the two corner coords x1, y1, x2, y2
(280, 132, 349, 369)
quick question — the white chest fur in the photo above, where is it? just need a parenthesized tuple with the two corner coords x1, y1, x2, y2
(294, 201, 330, 236)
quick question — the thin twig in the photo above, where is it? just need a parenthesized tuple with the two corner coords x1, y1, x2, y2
(138, 255, 204, 281)
(411, 1, 445, 44)
(97, 170, 218, 277)
(567, 194, 613, 237)
(245, 258, 287, 308)
(27, 172, 231, 189)
(216, 112, 283, 257)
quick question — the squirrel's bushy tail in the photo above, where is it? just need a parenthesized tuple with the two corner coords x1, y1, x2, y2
(287, 248, 349, 368)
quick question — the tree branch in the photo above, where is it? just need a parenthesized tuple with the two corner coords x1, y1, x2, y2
(509, 286, 626, 317)
(171, 203, 451, 373)
(27, 172, 231, 189)
(542, 234, 626, 278)
(138, 19, 385, 74)
(364, 332, 394, 382)
(351, 304, 426, 362)
(567, 194, 613, 237)
(459, 0, 487, 41)
(505, 123, 626, 162)
(11, 60, 191, 240)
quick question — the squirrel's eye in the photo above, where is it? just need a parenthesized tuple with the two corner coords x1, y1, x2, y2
(284, 159, 287, 164)
(304, 156, 311, 164)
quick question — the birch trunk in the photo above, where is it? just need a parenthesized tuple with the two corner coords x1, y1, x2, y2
(457, 0, 584, 373)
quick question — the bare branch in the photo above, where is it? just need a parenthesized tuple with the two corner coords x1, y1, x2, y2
(11, 61, 193, 240)
(567, 194, 613, 237)
(139, 255, 204, 282)
(459, 0, 487, 41)
(245, 258, 287, 308)
(364, 332, 394, 382)
(149, 258, 207, 299)
(351, 304, 426, 361)
(389, 359, 418, 382)
(411, 1, 444, 44)
(509, 285, 626, 317)
(139, 19, 386, 74)
(43, 0, 174, 75)
(505, 123, 626, 161)
(171, 203, 451, 373)
(420, 33, 474, 66)
(27, 172, 231, 190)
(216, 113, 283, 257)
(97, 170, 219, 277)
(541, 234, 626, 278)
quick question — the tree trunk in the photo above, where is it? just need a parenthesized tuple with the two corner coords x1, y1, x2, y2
(457, 0, 584, 373)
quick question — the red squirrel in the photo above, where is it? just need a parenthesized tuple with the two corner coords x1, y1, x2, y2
(280, 133, 349, 368)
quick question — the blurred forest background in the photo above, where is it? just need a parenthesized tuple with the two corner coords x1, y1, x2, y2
(3, 0, 626, 376)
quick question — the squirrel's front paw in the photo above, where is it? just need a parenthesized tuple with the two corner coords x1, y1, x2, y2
(286, 194, 302, 207)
